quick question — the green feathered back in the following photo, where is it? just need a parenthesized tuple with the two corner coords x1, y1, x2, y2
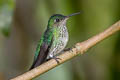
(34, 28, 53, 61)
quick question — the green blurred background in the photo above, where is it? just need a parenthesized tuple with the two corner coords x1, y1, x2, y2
(0, 0, 120, 80)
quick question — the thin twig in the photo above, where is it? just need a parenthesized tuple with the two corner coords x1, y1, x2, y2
(11, 20, 120, 80)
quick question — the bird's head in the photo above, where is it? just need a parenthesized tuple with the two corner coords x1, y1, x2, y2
(47, 12, 80, 28)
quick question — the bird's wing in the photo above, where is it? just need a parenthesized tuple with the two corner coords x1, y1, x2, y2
(30, 29, 53, 70)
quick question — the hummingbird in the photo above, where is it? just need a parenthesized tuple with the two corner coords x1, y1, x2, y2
(30, 12, 80, 70)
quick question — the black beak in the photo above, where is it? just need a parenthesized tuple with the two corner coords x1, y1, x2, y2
(67, 12, 80, 18)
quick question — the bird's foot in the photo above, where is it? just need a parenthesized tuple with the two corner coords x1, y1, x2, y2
(47, 56, 61, 64)
(64, 47, 74, 53)
(52, 56, 61, 64)
(63, 48, 71, 51)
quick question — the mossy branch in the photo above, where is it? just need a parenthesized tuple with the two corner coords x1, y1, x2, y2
(11, 20, 120, 80)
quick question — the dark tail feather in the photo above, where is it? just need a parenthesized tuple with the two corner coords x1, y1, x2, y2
(29, 61, 36, 70)
(29, 43, 49, 70)
(29, 52, 48, 70)
(29, 58, 46, 70)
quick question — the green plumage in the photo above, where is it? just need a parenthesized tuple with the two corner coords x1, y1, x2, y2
(34, 14, 65, 61)
(30, 12, 80, 70)
(34, 28, 53, 61)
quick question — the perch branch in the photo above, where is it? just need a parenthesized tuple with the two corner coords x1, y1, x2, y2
(11, 20, 120, 80)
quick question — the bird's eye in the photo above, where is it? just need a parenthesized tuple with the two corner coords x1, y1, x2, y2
(55, 18, 60, 22)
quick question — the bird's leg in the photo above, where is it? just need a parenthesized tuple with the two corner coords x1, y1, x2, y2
(52, 56, 61, 64)
(46, 55, 61, 64)
(63, 47, 75, 52)
(63, 48, 71, 51)
(60, 48, 71, 54)
(59, 48, 74, 55)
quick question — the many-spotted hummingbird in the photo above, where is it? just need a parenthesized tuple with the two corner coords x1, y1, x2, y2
(30, 12, 80, 70)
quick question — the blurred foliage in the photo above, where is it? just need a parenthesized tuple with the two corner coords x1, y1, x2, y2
(1, 26, 10, 37)
(0, 0, 14, 37)
(0, 0, 120, 80)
